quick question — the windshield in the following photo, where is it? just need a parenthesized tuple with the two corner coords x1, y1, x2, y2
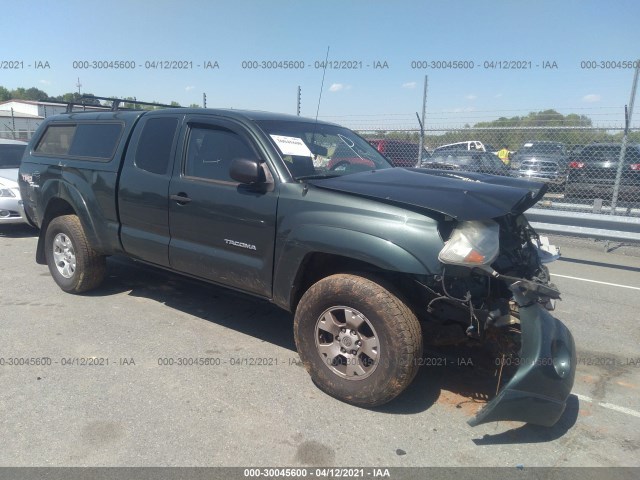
(0, 144, 27, 168)
(519, 142, 565, 155)
(256, 120, 393, 179)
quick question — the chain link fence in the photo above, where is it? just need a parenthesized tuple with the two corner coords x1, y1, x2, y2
(348, 125, 640, 218)
(2, 101, 639, 216)
(0, 128, 37, 141)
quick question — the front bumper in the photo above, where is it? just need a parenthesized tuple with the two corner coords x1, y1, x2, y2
(468, 286, 576, 427)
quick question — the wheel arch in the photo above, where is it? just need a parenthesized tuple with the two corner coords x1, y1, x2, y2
(35, 190, 100, 265)
(277, 255, 431, 317)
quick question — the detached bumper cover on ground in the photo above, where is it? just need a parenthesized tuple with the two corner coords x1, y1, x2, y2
(468, 287, 576, 427)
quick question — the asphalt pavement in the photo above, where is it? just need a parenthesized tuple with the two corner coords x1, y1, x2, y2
(0, 225, 639, 468)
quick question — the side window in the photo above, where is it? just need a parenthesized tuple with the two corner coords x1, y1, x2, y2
(34, 123, 123, 160)
(184, 126, 254, 182)
(68, 123, 122, 159)
(134, 117, 179, 175)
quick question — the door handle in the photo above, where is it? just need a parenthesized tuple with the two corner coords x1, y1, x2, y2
(170, 193, 192, 204)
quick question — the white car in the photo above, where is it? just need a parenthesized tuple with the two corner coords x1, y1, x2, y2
(0, 139, 28, 224)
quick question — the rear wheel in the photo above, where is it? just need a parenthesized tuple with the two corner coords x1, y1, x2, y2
(294, 273, 422, 406)
(44, 215, 106, 293)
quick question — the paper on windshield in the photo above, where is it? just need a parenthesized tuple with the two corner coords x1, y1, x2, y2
(270, 135, 312, 157)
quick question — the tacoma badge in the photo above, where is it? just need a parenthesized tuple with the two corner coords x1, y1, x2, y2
(224, 239, 257, 251)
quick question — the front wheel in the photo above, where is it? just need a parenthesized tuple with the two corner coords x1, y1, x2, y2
(44, 215, 106, 293)
(294, 274, 422, 407)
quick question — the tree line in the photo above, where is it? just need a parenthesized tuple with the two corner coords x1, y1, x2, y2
(362, 109, 639, 150)
(3, 86, 638, 146)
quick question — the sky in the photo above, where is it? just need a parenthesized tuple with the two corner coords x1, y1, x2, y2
(3, 0, 640, 128)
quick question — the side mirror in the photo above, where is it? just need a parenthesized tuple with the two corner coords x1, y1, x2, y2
(230, 158, 266, 184)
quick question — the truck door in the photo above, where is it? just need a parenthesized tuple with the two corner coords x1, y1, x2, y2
(167, 117, 278, 297)
(119, 114, 182, 266)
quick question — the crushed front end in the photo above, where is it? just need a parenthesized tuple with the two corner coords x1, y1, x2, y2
(419, 212, 576, 427)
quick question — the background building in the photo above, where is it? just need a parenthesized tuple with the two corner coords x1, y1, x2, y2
(0, 100, 103, 140)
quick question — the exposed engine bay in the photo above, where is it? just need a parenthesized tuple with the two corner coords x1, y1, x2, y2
(419, 213, 560, 362)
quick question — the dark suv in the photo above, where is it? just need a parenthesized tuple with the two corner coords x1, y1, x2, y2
(367, 139, 426, 167)
(564, 143, 640, 201)
(513, 141, 568, 191)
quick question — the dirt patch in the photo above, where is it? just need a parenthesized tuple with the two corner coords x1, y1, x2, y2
(436, 390, 485, 416)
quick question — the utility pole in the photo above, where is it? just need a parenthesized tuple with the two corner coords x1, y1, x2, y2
(10, 108, 16, 139)
(203, 92, 207, 108)
(611, 60, 639, 211)
(417, 75, 428, 167)
(76, 77, 82, 95)
(297, 86, 301, 116)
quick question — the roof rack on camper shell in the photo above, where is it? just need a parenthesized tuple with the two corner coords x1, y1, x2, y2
(64, 95, 182, 113)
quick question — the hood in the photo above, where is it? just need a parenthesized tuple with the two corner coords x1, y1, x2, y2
(518, 153, 563, 162)
(0, 168, 19, 185)
(516, 149, 565, 160)
(309, 168, 547, 221)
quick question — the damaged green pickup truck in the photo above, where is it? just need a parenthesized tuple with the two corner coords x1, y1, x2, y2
(19, 101, 575, 427)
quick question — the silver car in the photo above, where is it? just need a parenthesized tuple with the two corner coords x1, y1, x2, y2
(0, 139, 28, 224)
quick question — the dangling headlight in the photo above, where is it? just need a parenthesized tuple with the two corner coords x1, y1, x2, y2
(438, 220, 500, 266)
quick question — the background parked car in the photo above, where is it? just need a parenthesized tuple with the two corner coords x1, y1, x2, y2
(366, 139, 428, 167)
(421, 151, 511, 176)
(564, 143, 640, 201)
(0, 139, 28, 224)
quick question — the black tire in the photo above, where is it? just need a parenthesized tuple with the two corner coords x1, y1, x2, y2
(294, 273, 422, 407)
(44, 214, 106, 293)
